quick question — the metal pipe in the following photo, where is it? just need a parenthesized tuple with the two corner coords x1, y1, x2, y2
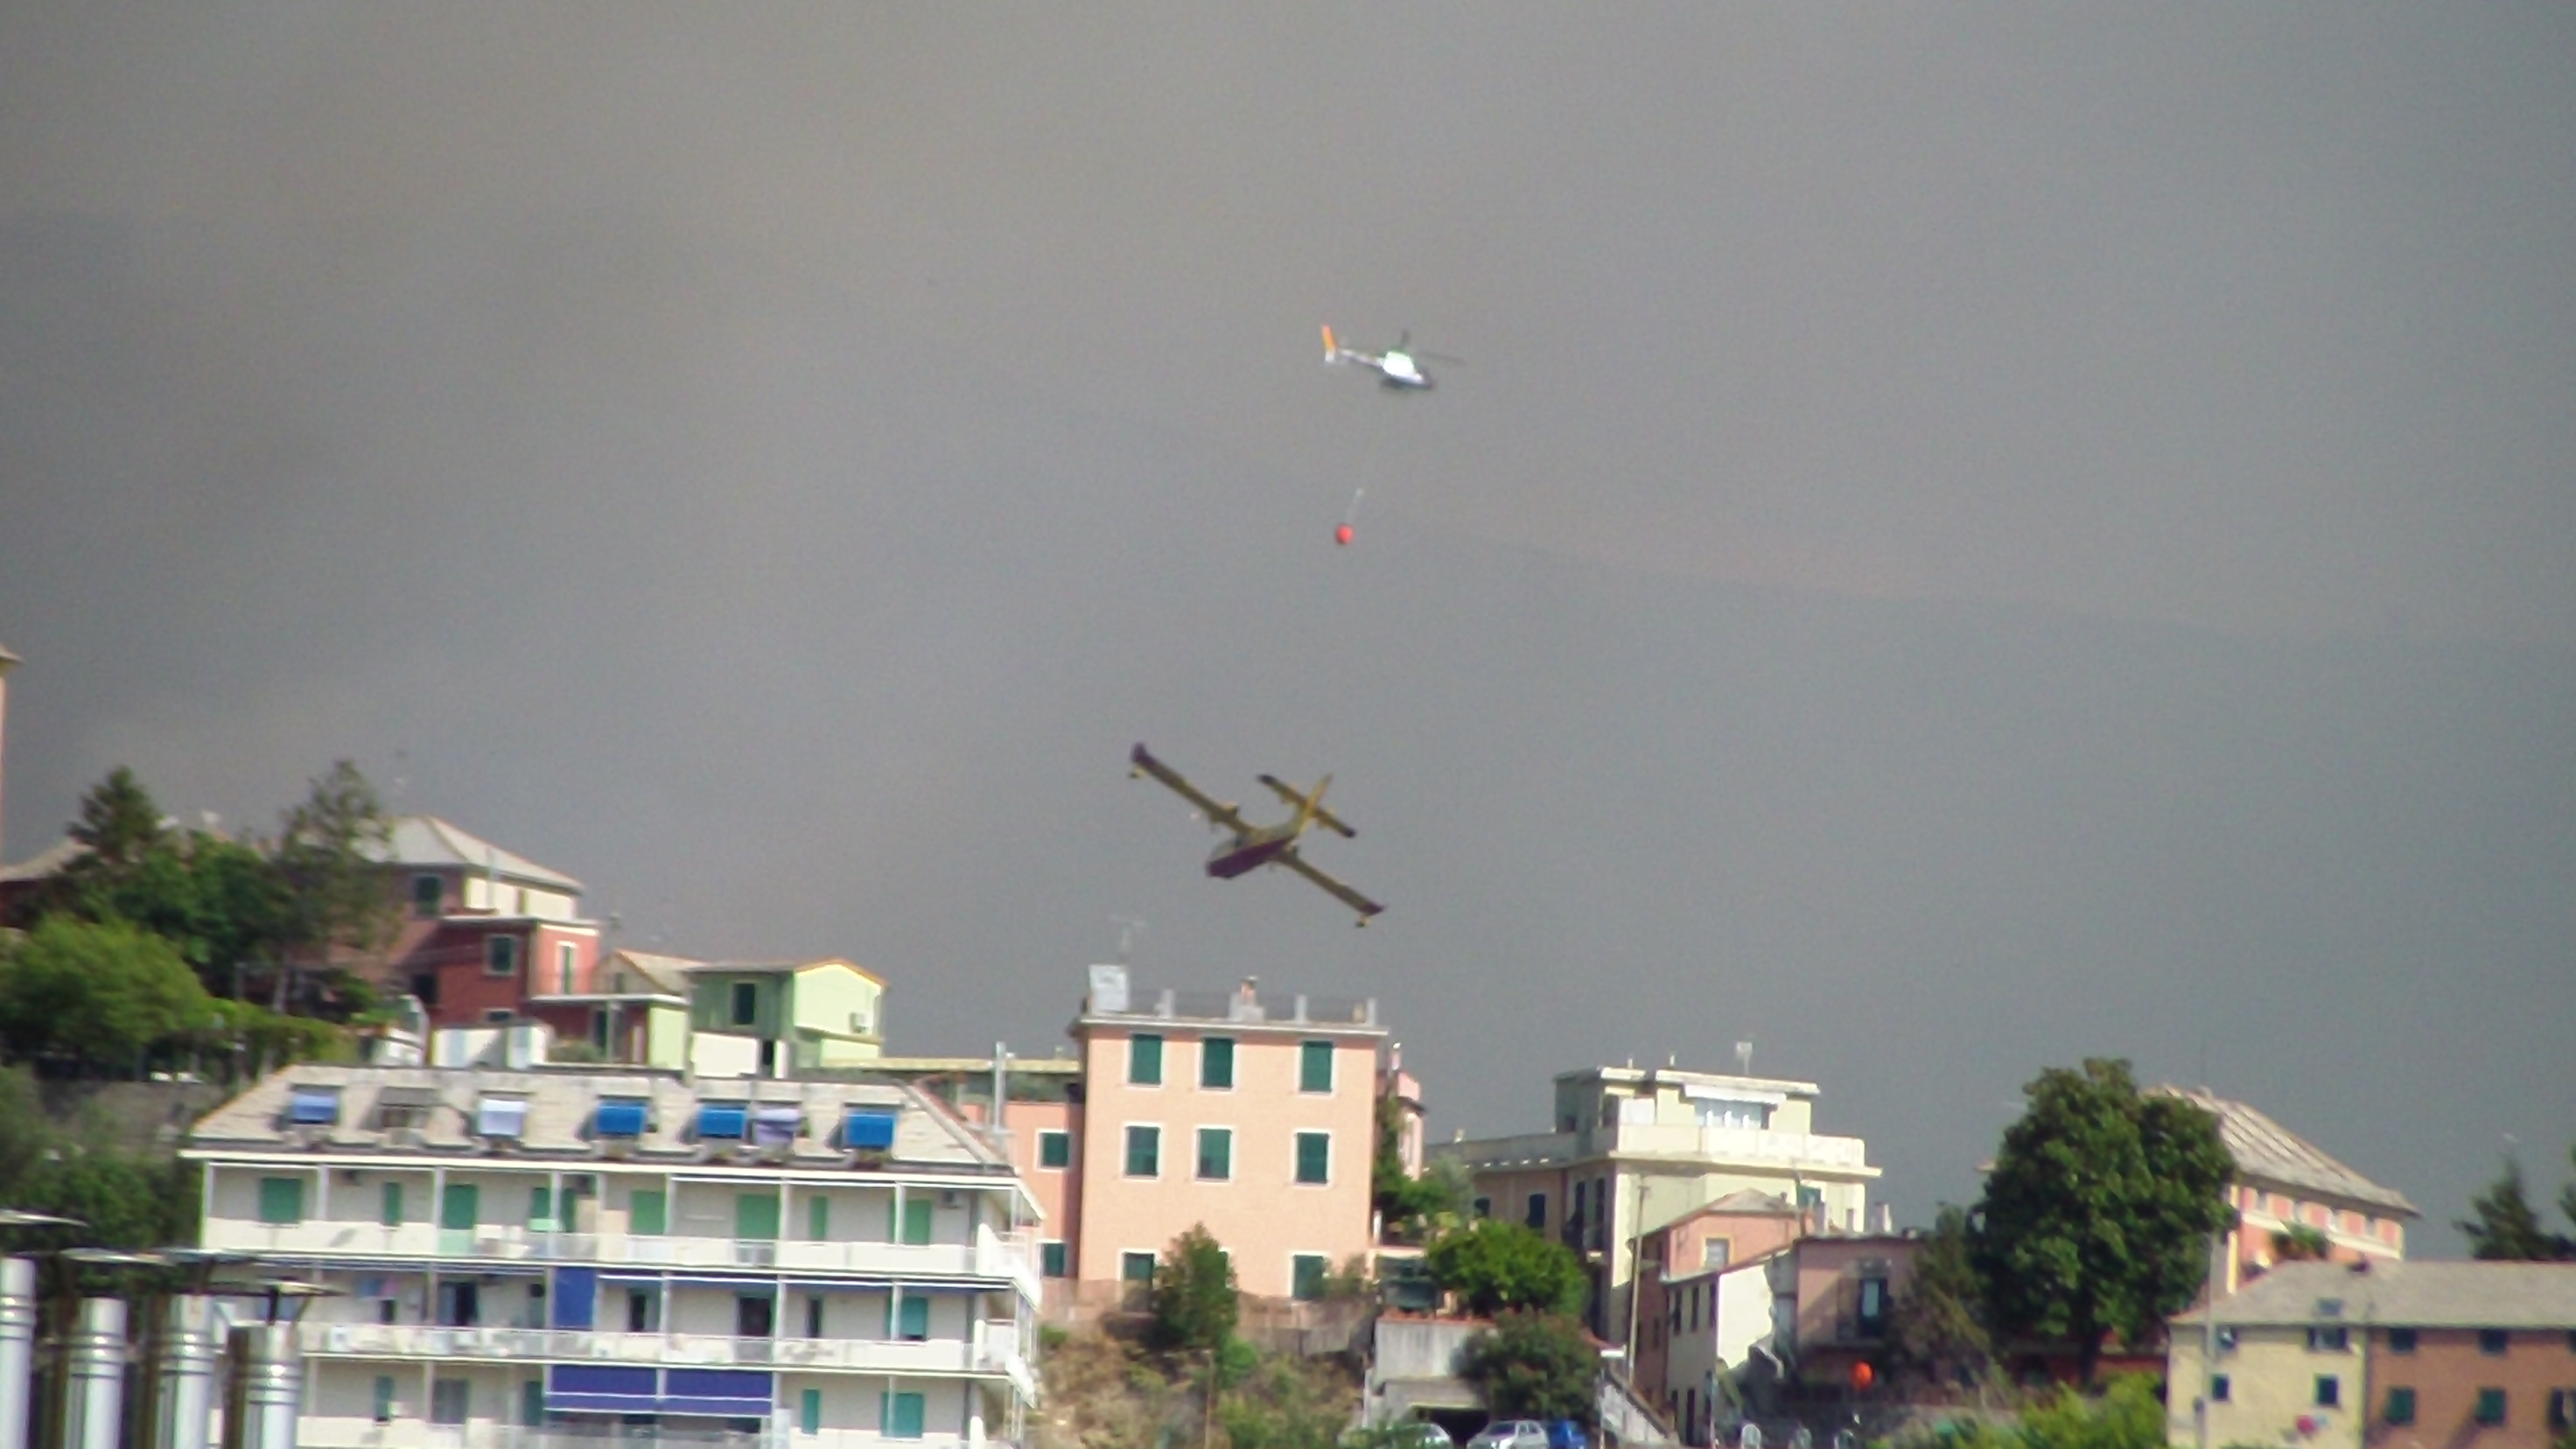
(56, 1300, 124, 1449)
(151, 1299, 220, 1449)
(219, 1325, 298, 1449)
(0, 1260, 34, 1449)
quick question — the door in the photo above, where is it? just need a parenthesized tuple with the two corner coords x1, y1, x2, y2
(900, 1198, 933, 1246)
(735, 1295, 775, 1339)
(430, 1379, 470, 1426)
(436, 1282, 480, 1327)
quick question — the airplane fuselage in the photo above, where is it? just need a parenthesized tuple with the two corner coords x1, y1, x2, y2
(1206, 829, 1297, 878)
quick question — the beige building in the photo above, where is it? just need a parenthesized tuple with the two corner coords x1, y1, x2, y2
(1070, 966, 1385, 1303)
(1434, 1063, 1876, 1345)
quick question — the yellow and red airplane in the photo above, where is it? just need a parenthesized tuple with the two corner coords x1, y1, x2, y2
(1128, 743, 1384, 925)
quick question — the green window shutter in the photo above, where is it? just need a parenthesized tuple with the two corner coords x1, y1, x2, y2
(372, 1376, 396, 1424)
(258, 1176, 304, 1226)
(1296, 1131, 1330, 1184)
(440, 1184, 479, 1232)
(736, 1194, 781, 1241)
(2384, 1388, 2415, 1426)
(890, 1392, 925, 1439)
(1125, 1125, 1160, 1177)
(1121, 1252, 1156, 1284)
(629, 1190, 667, 1236)
(1292, 1255, 1326, 1302)
(898, 1295, 929, 1340)
(1299, 1040, 1334, 1093)
(529, 1186, 554, 1230)
(1039, 1131, 1070, 1169)
(2475, 1390, 2507, 1427)
(808, 1195, 830, 1241)
(1197, 1128, 1231, 1180)
(1200, 1038, 1235, 1089)
(1041, 1241, 1068, 1278)
(520, 1380, 544, 1428)
(1130, 1034, 1163, 1086)
(800, 1389, 822, 1434)
(901, 1198, 933, 1245)
(380, 1182, 404, 1228)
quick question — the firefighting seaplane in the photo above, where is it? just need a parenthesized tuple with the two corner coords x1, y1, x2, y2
(1128, 743, 1385, 925)
(1321, 325, 1454, 391)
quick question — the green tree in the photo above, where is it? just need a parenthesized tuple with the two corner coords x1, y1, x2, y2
(1424, 1218, 1587, 1318)
(2455, 1156, 2575, 1261)
(0, 917, 215, 1069)
(1886, 1204, 1991, 1390)
(1458, 1311, 1598, 1424)
(2271, 1226, 2332, 1262)
(1968, 1059, 2233, 1384)
(1147, 1223, 1239, 1354)
(65, 766, 170, 875)
(270, 760, 397, 1010)
(2016, 1375, 2168, 1449)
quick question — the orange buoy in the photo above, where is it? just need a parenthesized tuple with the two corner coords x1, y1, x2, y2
(1851, 1362, 1875, 1390)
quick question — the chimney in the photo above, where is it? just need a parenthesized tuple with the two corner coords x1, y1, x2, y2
(0, 643, 18, 861)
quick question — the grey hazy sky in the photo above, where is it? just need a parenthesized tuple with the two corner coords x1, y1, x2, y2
(1, 6, 2570, 1251)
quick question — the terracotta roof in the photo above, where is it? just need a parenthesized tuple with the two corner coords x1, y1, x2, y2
(2155, 1086, 2417, 1217)
(2176, 1260, 2576, 1330)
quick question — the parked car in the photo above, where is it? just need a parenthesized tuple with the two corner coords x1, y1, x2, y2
(1465, 1422, 1549, 1449)
(1544, 1423, 1588, 1449)
(1391, 1424, 1454, 1449)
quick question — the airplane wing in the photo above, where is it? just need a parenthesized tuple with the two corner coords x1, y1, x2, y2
(1256, 774, 1357, 838)
(1130, 744, 1249, 832)
(1278, 848, 1384, 923)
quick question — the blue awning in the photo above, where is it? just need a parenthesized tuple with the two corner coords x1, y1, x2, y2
(696, 1104, 747, 1140)
(594, 1101, 648, 1138)
(844, 1108, 897, 1150)
(287, 1088, 340, 1125)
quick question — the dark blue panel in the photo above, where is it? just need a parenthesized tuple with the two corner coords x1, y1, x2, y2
(551, 1366, 654, 1397)
(288, 1089, 339, 1125)
(551, 1268, 597, 1329)
(696, 1105, 747, 1140)
(663, 1369, 772, 1404)
(594, 1102, 648, 1137)
(844, 1109, 897, 1149)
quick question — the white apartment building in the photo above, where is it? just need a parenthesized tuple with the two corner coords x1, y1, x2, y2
(184, 1065, 1040, 1449)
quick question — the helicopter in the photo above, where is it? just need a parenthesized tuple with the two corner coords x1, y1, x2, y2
(1321, 325, 1454, 391)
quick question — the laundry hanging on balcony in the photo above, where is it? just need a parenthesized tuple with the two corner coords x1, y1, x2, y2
(752, 1105, 802, 1147)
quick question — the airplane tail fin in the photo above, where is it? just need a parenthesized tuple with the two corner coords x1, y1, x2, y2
(1296, 774, 1330, 834)
(1321, 325, 1339, 363)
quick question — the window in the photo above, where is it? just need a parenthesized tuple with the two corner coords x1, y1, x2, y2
(430, 1380, 470, 1426)
(373, 1376, 397, 1424)
(411, 875, 442, 918)
(735, 1296, 774, 1338)
(2308, 1326, 2350, 1352)
(1703, 1237, 1732, 1270)
(730, 982, 758, 1026)
(1473, 1197, 1491, 1218)
(482, 1009, 514, 1024)
(1041, 1240, 1069, 1278)
(881, 1391, 925, 1440)
(556, 942, 577, 994)
(1299, 1040, 1334, 1093)
(287, 1087, 340, 1126)
(486, 935, 518, 976)
(629, 1189, 667, 1236)
(380, 1182, 404, 1228)
(2384, 1388, 2415, 1426)
(2480, 1328, 2510, 1356)
(2475, 1389, 2506, 1426)
(626, 1289, 656, 1334)
(521, 1380, 544, 1428)
(1525, 1193, 1548, 1229)
(1295, 1130, 1331, 1185)
(1197, 1127, 1233, 1181)
(805, 1297, 824, 1339)
(844, 1107, 897, 1151)
(595, 1099, 648, 1138)
(2210, 1376, 2230, 1404)
(1858, 1277, 1889, 1337)
(2314, 1376, 2340, 1409)
(1122, 1251, 1157, 1286)
(2548, 1390, 2576, 1432)
(896, 1295, 928, 1341)
(257, 1176, 304, 1226)
(2388, 1327, 2417, 1354)
(1292, 1254, 1328, 1302)
(476, 1096, 528, 1138)
(696, 1103, 749, 1140)
(1038, 1130, 1071, 1169)
(799, 1389, 822, 1435)
(1200, 1037, 1235, 1089)
(1125, 1125, 1161, 1178)
(1130, 1034, 1164, 1086)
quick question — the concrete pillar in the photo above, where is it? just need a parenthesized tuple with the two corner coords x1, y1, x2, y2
(56, 1300, 124, 1449)
(219, 1325, 298, 1449)
(151, 1298, 220, 1449)
(0, 1260, 35, 1449)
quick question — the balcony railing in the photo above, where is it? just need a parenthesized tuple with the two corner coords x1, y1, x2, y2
(298, 1321, 1032, 1385)
(296, 1421, 1013, 1449)
(201, 1224, 1037, 1298)
(1440, 1124, 1871, 1172)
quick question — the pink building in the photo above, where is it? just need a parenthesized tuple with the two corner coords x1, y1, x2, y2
(1070, 967, 1387, 1304)
(2153, 1087, 2416, 1291)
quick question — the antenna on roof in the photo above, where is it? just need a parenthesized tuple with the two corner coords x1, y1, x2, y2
(1734, 1041, 1754, 1075)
